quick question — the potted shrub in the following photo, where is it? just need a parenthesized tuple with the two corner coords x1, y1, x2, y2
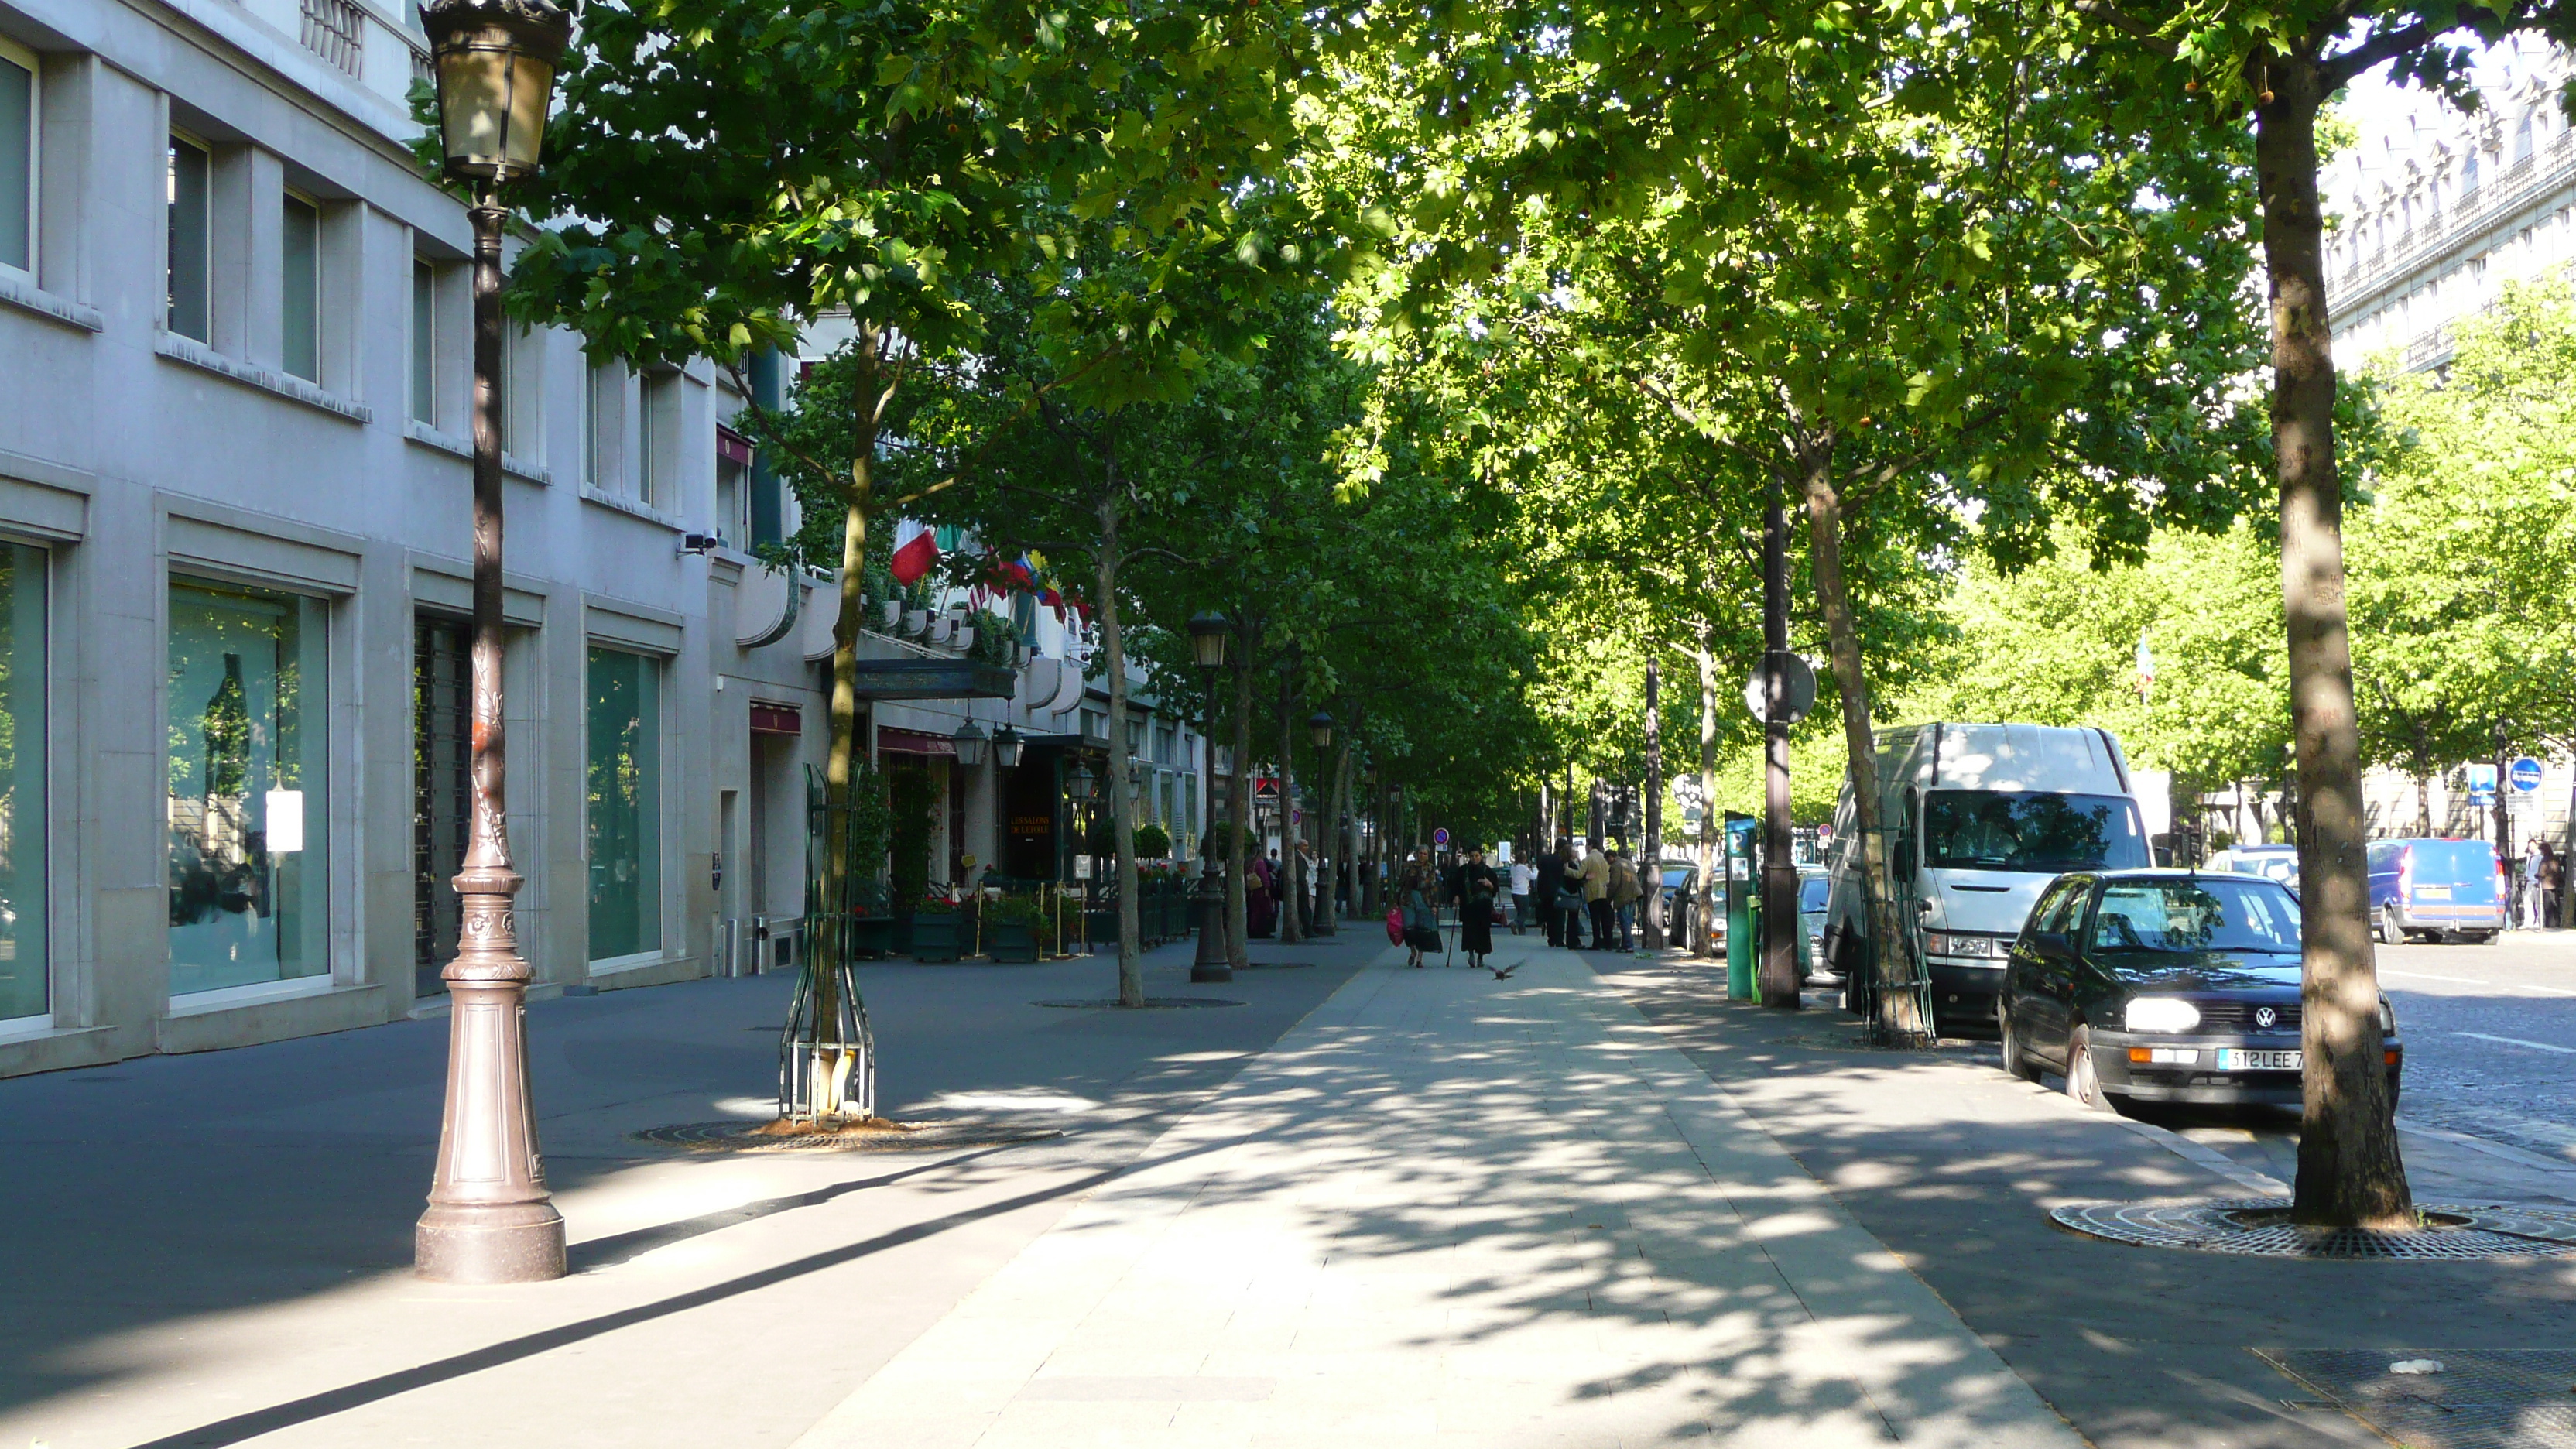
(985, 892, 1043, 962)
(910, 893, 963, 962)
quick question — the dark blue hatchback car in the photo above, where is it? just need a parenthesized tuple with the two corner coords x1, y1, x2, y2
(1999, 869, 2403, 1112)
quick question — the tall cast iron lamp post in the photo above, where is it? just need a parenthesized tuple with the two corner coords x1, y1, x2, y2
(414, 0, 573, 1285)
(1187, 612, 1231, 981)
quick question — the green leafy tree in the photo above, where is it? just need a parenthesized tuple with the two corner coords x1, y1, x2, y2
(1323, 2, 2266, 1035)
(511, 0, 1330, 1038)
(2070, 0, 2576, 1228)
(2352, 279, 2576, 839)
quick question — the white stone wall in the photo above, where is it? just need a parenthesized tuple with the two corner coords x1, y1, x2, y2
(2325, 37, 2576, 372)
(0, 0, 847, 1076)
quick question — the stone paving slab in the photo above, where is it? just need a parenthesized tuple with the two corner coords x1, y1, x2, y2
(793, 935, 2086, 1448)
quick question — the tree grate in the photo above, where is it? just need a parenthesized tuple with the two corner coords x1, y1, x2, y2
(631, 1118, 1064, 1153)
(2051, 1198, 2576, 1259)
(2259, 1349, 2576, 1448)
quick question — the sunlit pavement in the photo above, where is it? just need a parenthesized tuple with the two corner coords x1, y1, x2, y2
(0, 944, 1365, 1449)
(793, 932, 2078, 1449)
(1601, 949, 2576, 1449)
(12, 930, 2573, 1449)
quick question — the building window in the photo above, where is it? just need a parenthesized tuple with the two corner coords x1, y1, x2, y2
(586, 645, 661, 963)
(167, 581, 329, 996)
(281, 192, 320, 382)
(0, 546, 44, 1023)
(716, 446, 746, 546)
(639, 369, 679, 508)
(583, 361, 616, 487)
(0, 37, 34, 279)
(166, 135, 211, 342)
(410, 259, 437, 424)
(412, 615, 468, 997)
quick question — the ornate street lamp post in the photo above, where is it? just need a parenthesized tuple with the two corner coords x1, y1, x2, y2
(1187, 611, 1231, 981)
(414, 0, 573, 1285)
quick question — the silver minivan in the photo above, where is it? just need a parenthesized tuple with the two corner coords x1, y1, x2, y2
(1823, 723, 2152, 1034)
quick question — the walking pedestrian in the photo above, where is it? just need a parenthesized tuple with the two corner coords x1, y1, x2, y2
(1248, 850, 1277, 939)
(1399, 847, 1440, 969)
(1509, 855, 1535, 935)
(1456, 846, 1499, 969)
(1609, 846, 1641, 951)
(1580, 838, 1614, 951)
(1536, 840, 1569, 947)
(2539, 840, 2564, 930)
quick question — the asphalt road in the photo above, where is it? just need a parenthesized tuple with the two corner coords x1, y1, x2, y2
(2371, 930, 2576, 1160)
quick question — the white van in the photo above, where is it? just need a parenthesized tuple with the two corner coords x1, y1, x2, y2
(1822, 723, 2150, 1034)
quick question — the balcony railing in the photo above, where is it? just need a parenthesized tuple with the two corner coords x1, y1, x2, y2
(300, 0, 365, 75)
(2330, 128, 2576, 307)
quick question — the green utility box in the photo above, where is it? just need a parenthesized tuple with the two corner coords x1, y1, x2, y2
(1724, 812, 1756, 1000)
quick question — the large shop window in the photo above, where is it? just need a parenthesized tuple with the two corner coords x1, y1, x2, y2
(0, 546, 44, 1023)
(167, 582, 329, 996)
(585, 645, 661, 963)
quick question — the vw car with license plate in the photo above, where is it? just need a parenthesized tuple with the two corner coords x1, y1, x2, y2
(1998, 870, 2403, 1111)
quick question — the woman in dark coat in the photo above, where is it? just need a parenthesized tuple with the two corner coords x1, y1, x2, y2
(1534, 841, 1568, 948)
(1248, 851, 1278, 938)
(1455, 847, 1499, 968)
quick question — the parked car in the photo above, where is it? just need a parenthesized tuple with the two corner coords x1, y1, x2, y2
(2205, 843, 2300, 892)
(2367, 837, 2506, 944)
(1799, 867, 1832, 981)
(1654, 859, 1700, 947)
(1999, 869, 2402, 1112)
(1822, 722, 2151, 1034)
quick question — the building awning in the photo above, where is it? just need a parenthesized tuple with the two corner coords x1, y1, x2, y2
(718, 426, 755, 468)
(750, 701, 801, 737)
(848, 658, 1018, 701)
(877, 726, 957, 759)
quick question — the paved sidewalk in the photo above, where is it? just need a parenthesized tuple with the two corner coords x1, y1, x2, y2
(794, 933, 2083, 1447)
(0, 938, 1367, 1449)
(1598, 953, 2576, 1449)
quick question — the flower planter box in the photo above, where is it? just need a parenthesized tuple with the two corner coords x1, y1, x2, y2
(987, 920, 1040, 963)
(909, 911, 963, 963)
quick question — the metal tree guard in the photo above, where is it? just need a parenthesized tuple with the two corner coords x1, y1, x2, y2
(783, 765, 879, 1122)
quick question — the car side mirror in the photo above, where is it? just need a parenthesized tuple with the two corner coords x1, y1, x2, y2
(1916, 899, 1934, 916)
(2033, 930, 2073, 961)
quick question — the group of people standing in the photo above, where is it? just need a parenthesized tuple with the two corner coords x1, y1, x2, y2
(1526, 838, 1646, 952)
(1388, 837, 1649, 971)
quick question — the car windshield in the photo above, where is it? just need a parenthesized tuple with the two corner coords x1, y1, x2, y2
(1923, 791, 2149, 874)
(2088, 879, 2302, 954)
(1799, 876, 1828, 910)
(1662, 867, 1691, 888)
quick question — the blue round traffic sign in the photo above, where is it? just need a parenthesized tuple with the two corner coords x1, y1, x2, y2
(2511, 757, 2545, 793)
(1432, 827, 1451, 847)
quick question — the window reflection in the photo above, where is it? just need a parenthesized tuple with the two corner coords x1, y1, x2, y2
(168, 583, 327, 994)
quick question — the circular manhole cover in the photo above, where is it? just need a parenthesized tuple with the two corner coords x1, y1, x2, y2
(1032, 997, 1245, 1009)
(2051, 1198, 2576, 1259)
(631, 1118, 1065, 1153)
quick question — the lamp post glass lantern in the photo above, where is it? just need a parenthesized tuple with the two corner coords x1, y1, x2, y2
(952, 720, 990, 769)
(993, 725, 1025, 770)
(412, 0, 573, 1288)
